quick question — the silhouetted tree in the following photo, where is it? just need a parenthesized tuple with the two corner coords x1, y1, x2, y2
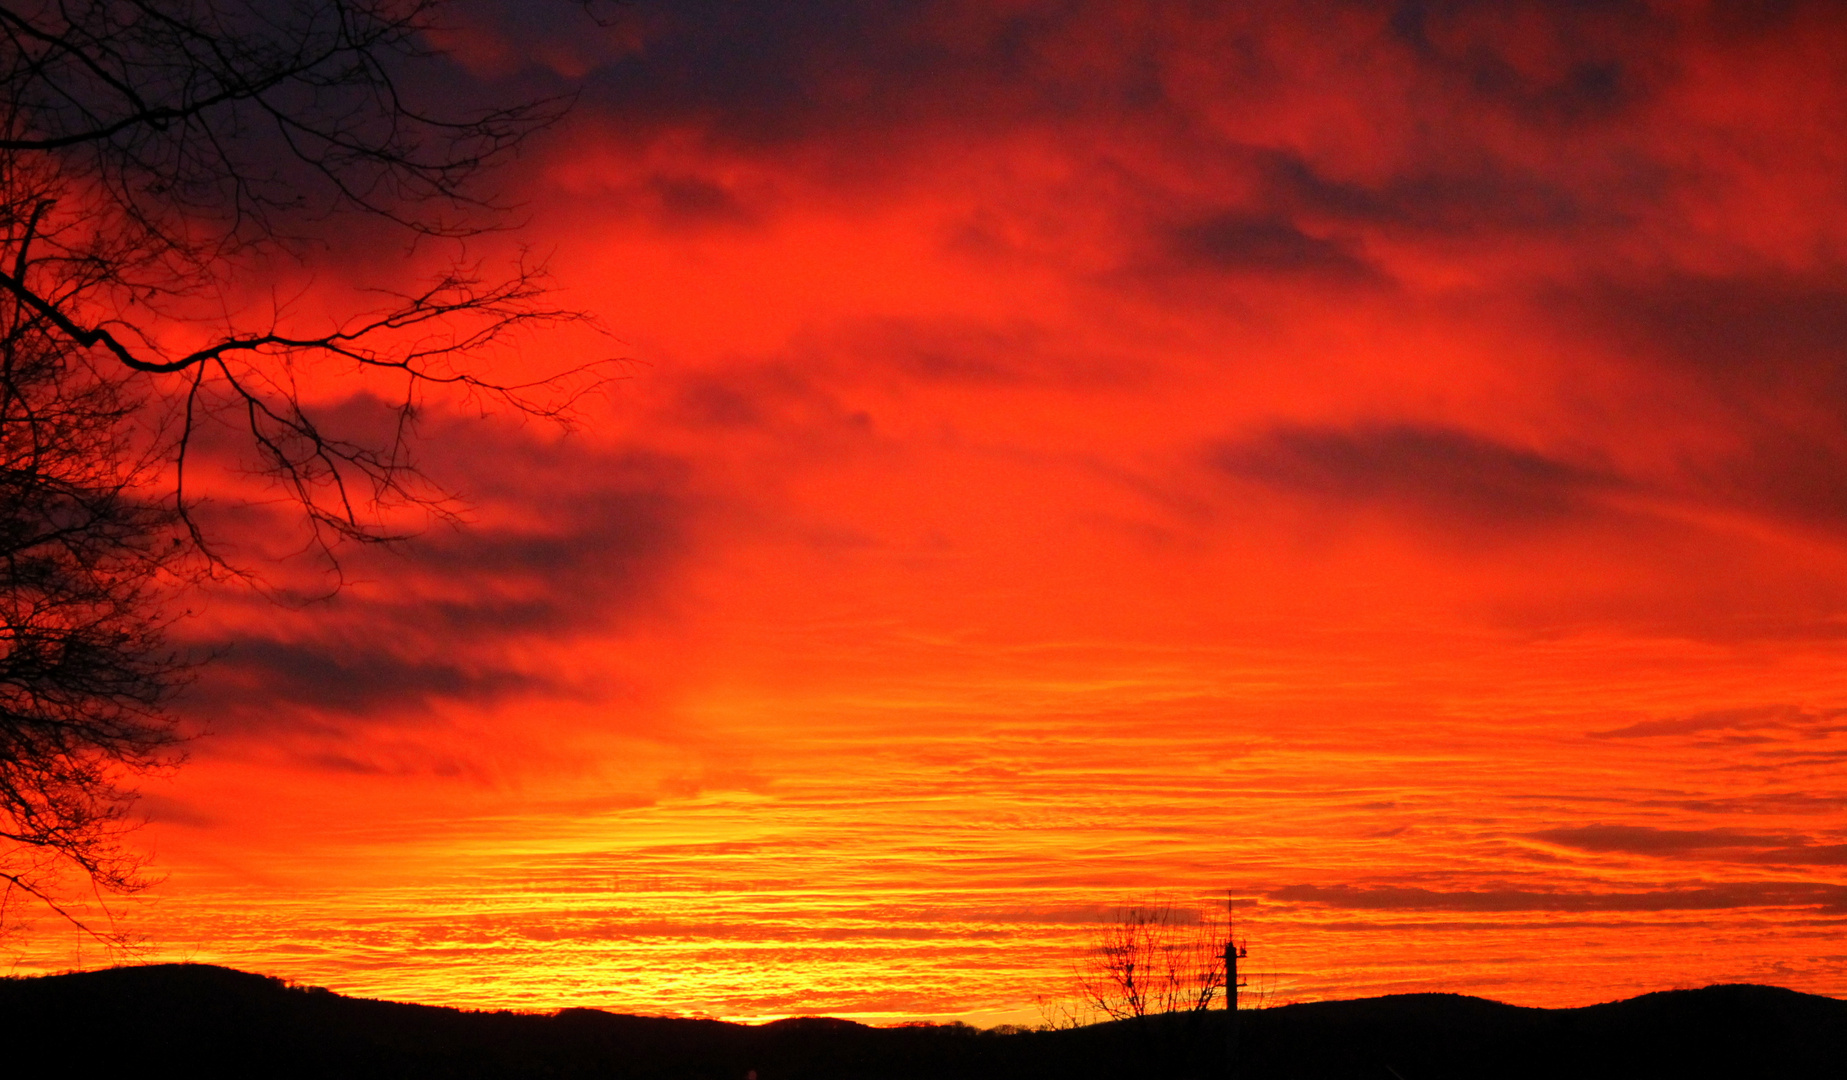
(0, 0, 611, 934)
(0, 298, 183, 929)
(1072, 900, 1248, 1078)
(1079, 902, 1227, 1020)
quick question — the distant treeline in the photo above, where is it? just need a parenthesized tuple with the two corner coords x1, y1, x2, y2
(1, 964, 1841, 1079)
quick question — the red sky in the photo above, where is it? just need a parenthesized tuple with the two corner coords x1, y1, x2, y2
(11, 0, 1847, 1024)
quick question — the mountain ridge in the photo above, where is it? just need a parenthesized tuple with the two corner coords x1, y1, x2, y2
(2, 962, 1840, 1078)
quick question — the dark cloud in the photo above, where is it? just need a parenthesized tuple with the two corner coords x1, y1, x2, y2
(1702, 0, 1807, 38)
(487, 0, 1816, 309)
(134, 793, 219, 830)
(1747, 846, 1847, 866)
(1648, 792, 1847, 816)
(664, 361, 877, 440)
(645, 173, 757, 227)
(829, 317, 1138, 388)
(1272, 882, 1847, 912)
(1383, 0, 1653, 124)
(1168, 213, 1379, 280)
(1530, 826, 1847, 866)
(1557, 273, 1847, 385)
(670, 381, 768, 430)
(292, 749, 492, 780)
(391, 487, 683, 636)
(176, 419, 694, 733)
(1212, 423, 1622, 530)
(189, 637, 568, 723)
(1592, 705, 1842, 739)
(1717, 430, 1847, 534)
(567, 1, 976, 148)
(1527, 825, 1802, 853)
(524, 0, 1695, 166)
(1546, 272, 1847, 532)
(1254, 149, 1621, 239)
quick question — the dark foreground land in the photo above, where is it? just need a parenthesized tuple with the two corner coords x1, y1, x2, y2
(2, 964, 1842, 1079)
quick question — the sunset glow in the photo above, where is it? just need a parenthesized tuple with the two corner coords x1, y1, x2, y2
(8, 0, 1846, 1026)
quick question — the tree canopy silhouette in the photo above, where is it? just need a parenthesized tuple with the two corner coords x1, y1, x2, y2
(0, 297, 183, 928)
(1076, 901, 1231, 1022)
(1058, 900, 1250, 1078)
(0, 0, 609, 934)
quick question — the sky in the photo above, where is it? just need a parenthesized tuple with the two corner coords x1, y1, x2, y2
(9, 0, 1847, 1025)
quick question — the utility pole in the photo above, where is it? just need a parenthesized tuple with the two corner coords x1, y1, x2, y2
(1224, 896, 1247, 1080)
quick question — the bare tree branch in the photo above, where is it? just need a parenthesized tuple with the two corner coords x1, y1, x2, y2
(1066, 899, 1250, 1076)
(0, 0, 617, 935)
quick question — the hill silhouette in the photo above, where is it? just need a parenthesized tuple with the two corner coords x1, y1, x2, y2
(1, 963, 1840, 1078)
